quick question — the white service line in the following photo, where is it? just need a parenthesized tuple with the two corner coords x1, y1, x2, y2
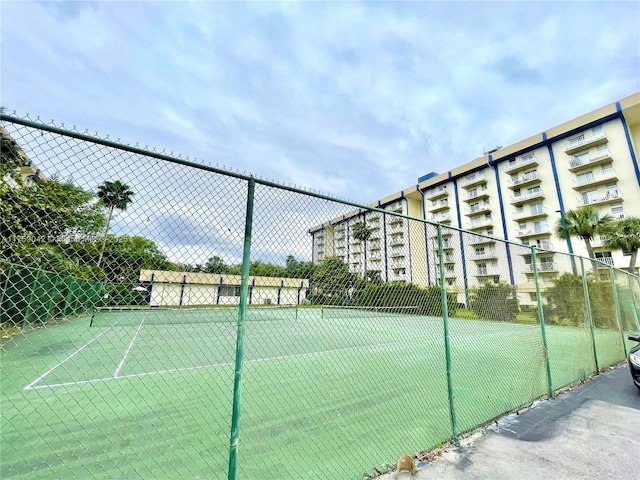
(24, 326, 115, 390)
(114, 317, 145, 378)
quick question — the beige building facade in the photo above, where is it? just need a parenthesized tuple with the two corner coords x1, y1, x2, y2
(310, 92, 640, 302)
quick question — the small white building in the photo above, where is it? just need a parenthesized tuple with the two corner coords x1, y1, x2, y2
(139, 270, 309, 307)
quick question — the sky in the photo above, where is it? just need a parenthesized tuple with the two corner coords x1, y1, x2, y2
(2, 1, 639, 204)
(1, 1, 639, 266)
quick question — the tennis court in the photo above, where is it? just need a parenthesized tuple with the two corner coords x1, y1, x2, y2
(0, 306, 627, 479)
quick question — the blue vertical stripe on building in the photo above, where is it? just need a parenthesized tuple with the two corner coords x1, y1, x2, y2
(489, 155, 515, 285)
(616, 102, 640, 186)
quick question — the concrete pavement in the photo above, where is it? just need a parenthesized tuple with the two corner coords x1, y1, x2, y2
(378, 364, 639, 480)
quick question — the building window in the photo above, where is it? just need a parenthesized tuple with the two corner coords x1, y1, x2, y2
(516, 205, 525, 213)
(592, 125, 603, 134)
(534, 220, 547, 233)
(471, 217, 482, 227)
(485, 213, 492, 220)
(582, 190, 598, 204)
(577, 171, 594, 184)
(492, 276, 500, 284)
(601, 163, 613, 174)
(220, 285, 241, 297)
(569, 134, 585, 145)
(531, 202, 544, 215)
(519, 221, 527, 230)
(594, 251, 613, 266)
(481, 184, 488, 191)
(468, 188, 478, 198)
(611, 204, 623, 215)
(487, 228, 493, 236)
(527, 186, 541, 194)
(470, 202, 480, 213)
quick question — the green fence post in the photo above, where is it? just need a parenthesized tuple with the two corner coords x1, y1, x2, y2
(228, 177, 255, 480)
(438, 224, 458, 445)
(609, 267, 627, 357)
(580, 257, 599, 374)
(628, 274, 640, 329)
(531, 248, 553, 398)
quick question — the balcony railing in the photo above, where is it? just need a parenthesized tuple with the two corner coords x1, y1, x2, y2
(430, 212, 452, 223)
(510, 189, 544, 204)
(466, 204, 491, 215)
(390, 237, 405, 246)
(564, 130, 607, 154)
(568, 149, 612, 170)
(572, 169, 618, 189)
(467, 218, 493, 230)
(596, 257, 615, 267)
(475, 267, 500, 277)
(509, 171, 540, 188)
(512, 207, 546, 220)
(461, 171, 488, 188)
(516, 226, 550, 237)
(425, 186, 448, 199)
(469, 234, 496, 245)
(504, 155, 538, 173)
(576, 189, 621, 206)
(469, 249, 497, 260)
(523, 262, 558, 273)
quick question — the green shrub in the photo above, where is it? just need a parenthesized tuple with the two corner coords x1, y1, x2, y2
(468, 282, 519, 322)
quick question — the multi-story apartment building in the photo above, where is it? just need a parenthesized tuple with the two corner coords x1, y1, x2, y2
(310, 92, 640, 302)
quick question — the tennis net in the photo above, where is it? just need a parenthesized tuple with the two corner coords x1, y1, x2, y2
(89, 305, 299, 327)
(320, 305, 420, 319)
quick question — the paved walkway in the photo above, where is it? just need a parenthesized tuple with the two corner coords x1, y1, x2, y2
(379, 364, 639, 480)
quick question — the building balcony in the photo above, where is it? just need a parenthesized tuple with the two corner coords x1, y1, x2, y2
(512, 207, 547, 221)
(369, 251, 382, 260)
(475, 267, 500, 277)
(518, 240, 554, 252)
(390, 248, 406, 258)
(469, 234, 496, 245)
(436, 267, 457, 276)
(564, 130, 608, 154)
(469, 249, 498, 261)
(576, 189, 622, 206)
(568, 149, 612, 171)
(507, 171, 541, 189)
(386, 202, 404, 214)
(465, 204, 492, 216)
(510, 189, 545, 204)
(430, 212, 453, 223)
(516, 227, 551, 238)
(367, 223, 381, 232)
(369, 241, 382, 251)
(367, 213, 381, 222)
(463, 190, 490, 202)
(596, 257, 615, 267)
(436, 255, 456, 264)
(504, 154, 539, 174)
(467, 218, 493, 230)
(389, 221, 405, 233)
(522, 262, 558, 274)
(433, 241, 455, 251)
(388, 216, 404, 226)
(572, 169, 618, 190)
(429, 200, 450, 212)
(390, 236, 405, 247)
(425, 186, 448, 200)
(461, 171, 488, 189)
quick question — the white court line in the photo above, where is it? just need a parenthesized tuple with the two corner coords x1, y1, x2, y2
(27, 340, 403, 390)
(113, 317, 145, 378)
(23, 326, 115, 390)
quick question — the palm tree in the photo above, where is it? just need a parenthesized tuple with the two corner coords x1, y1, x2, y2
(555, 206, 611, 275)
(96, 180, 134, 267)
(351, 220, 372, 278)
(602, 216, 640, 274)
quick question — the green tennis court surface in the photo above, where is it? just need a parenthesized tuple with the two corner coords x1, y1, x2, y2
(0, 307, 627, 479)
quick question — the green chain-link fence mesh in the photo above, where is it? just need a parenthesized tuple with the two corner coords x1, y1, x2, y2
(1, 113, 639, 479)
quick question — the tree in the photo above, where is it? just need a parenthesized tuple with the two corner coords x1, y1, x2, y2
(351, 220, 372, 277)
(311, 256, 356, 300)
(96, 180, 134, 267)
(555, 206, 611, 274)
(1, 125, 28, 178)
(1, 177, 105, 268)
(602, 216, 640, 274)
(468, 282, 520, 322)
(203, 256, 232, 274)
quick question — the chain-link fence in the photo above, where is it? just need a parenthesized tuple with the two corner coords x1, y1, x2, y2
(2, 113, 639, 479)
